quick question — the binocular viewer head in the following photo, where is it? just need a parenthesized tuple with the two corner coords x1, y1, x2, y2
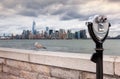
(86, 15, 111, 43)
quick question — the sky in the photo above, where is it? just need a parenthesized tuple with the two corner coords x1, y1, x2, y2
(0, 0, 120, 37)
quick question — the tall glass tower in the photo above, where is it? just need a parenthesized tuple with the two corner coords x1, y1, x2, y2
(32, 21, 36, 35)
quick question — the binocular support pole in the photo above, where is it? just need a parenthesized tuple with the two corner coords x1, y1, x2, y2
(91, 43, 103, 79)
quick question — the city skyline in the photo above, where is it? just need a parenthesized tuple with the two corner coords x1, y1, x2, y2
(0, 0, 120, 37)
(0, 21, 87, 40)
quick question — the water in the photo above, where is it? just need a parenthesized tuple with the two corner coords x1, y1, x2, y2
(0, 39, 119, 56)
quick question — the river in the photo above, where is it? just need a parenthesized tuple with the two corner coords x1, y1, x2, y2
(0, 39, 119, 56)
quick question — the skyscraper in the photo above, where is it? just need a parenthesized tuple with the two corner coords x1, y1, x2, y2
(80, 30, 87, 39)
(75, 31, 81, 39)
(32, 21, 36, 35)
(67, 30, 73, 39)
(45, 27, 49, 37)
(46, 27, 49, 32)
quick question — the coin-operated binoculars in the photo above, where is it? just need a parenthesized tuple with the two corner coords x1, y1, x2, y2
(86, 15, 111, 79)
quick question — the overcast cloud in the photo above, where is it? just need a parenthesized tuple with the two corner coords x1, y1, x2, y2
(0, 0, 120, 36)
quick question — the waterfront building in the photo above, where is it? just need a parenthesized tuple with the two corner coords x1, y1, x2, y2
(46, 27, 49, 31)
(22, 30, 30, 39)
(44, 31, 47, 39)
(49, 29, 53, 35)
(29, 32, 34, 39)
(55, 30, 59, 39)
(67, 30, 73, 39)
(46, 27, 49, 34)
(51, 32, 56, 39)
(45, 27, 50, 38)
(15, 34, 22, 39)
(32, 21, 37, 35)
(75, 31, 81, 39)
(40, 30, 44, 39)
(49, 29, 53, 39)
(59, 29, 66, 39)
(80, 30, 87, 39)
(22, 30, 26, 39)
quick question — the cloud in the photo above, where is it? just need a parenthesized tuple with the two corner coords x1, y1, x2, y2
(0, 0, 89, 19)
(0, 0, 67, 16)
(0, 0, 120, 21)
(60, 11, 87, 20)
(17, 10, 38, 17)
(0, 0, 119, 20)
